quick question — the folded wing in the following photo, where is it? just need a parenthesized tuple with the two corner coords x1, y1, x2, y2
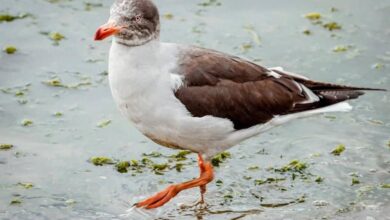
(174, 47, 382, 130)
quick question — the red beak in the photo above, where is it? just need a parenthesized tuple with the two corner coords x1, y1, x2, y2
(94, 22, 121, 41)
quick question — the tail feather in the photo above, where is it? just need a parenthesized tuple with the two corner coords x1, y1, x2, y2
(289, 79, 386, 113)
(299, 79, 386, 92)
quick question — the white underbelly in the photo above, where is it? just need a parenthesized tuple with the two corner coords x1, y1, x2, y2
(108, 40, 238, 157)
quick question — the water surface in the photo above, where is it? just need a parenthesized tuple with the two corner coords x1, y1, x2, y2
(0, 0, 389, 219)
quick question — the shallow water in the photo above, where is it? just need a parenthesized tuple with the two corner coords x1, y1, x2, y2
(0, 0, 389, 219)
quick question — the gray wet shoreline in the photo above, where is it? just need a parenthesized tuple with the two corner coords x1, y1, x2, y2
(1, 0, 389, 219)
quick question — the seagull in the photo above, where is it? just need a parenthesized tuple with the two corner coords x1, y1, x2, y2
(94, 0, 385, 209)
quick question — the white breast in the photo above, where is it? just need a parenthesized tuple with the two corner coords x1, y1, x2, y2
(108, 39, 239, 157)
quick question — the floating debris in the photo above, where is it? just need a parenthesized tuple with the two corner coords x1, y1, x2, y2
(152, 163, 168, 171)
(21, 119, 33, 127)
(248, 166, 260, 171)
(244, 25, 261, 45)
(43, 78, 65, 87)
(65, 199, 76, 205)
(215, 179, 223, 186)
(10, 199, 22, 205)
(315, 176, 324, 183)
(42, 77, 92, 89)
(84, 2, 103, 11)
(368, 119, 384, 125)
(142, 151, 162, 158)
(331, 7, 338, 13)
(254, 177, 285, 185)
(53, 112, 63, 117)
(323, 22, 341, 31)
(97, 119, 111, 128)
(170, 150, 191, 161)
(333, 45, 350, 53)
(175, 163, 184, 172)
(304, 12, 321, 20)
(313, 200, 329, 206)
(115, 161, 130, 173)
(260, 196, 305, 208)
(371, 63, 384, 70)
(198, 0, 221, 7)
(18, 182, 34, 189)
(275, 159, 307, 173)
(351, 177, 360, 186)
(211, 151, 231, 167)
(302, 29, 312, 35)
(240, 43, 253, 53)
(41, 31, 65, 45)
(90, 157, 114, 166)
(0, 13, 30, 22)
(3, 46, 17, 54)
(163, 13, 174, 20)
(0, 144, 13, 150)
(331, 144, 346, 156)
(49, 32, 65, 42)
(381, 184, 390, 188)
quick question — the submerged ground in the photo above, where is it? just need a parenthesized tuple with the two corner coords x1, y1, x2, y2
(1, 0, 389, 219)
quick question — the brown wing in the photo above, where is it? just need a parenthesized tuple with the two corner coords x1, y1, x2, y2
(174, 47, 374, 130)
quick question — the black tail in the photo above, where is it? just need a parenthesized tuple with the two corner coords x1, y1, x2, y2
(291, 79, 386, 113)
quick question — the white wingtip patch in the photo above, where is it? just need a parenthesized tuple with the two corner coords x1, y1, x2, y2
(322, 102, 353, 113)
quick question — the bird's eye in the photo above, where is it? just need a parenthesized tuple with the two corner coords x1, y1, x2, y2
(134, 15, 142, 22)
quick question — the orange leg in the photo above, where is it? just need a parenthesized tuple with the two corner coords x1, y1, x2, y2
(136, 153, 214, 209)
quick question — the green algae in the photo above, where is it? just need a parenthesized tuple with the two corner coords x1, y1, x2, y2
(198, 0, 221, 7)
(0, 144, 14, 150)
(21, 119, 33, 127)
(333, 45, 350, 53)
(18, 182, 34, 189)
(248, 166, 260, 171)
(90, 157, 114, 166)
(115, 161, 130, 173)
(175, 162, 184, 172)
(97, 120, 111, 128)
(84, 2, 103, 11)
(0, 13, 30, 22)
(211, 151, 231, 167)
(142, 151, 162, 158)
(254, 177, 286, 185)
(304, 12, 321, 20)
(4, 46, 17, 54)
(331, 144, 346, 156)
(323, 22, 342, 31)
(163, 13, 174, 20)
(302, 29, 312, 35)
(42, 78, 92, 89)
(276, 160, 308, 173)
(315, 176, 324, 183)
(53, 112, 63, 117)
(42, 78, 66, 87)
(49, 32, 65, 42)
(170, 150, 191, 161)
(10, 199, 22, 205)
(351, 177, 360, 186)
(381, 184, 390, 188)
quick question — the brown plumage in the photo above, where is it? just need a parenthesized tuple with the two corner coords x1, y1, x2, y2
(174, 47, 385, 130)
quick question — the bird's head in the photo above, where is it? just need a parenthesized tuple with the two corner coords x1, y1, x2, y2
(94, 0, 160, 46)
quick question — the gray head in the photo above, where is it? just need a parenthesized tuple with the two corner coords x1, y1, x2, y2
(95, 0, 160, 46)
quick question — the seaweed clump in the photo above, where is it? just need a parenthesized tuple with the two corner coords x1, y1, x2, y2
(3, 46, 17, 54)
(90, 157, 114, 166)
(0, 144, 14, 150)
(331, 144, 346, 156)
(211, 151, 231, 167)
